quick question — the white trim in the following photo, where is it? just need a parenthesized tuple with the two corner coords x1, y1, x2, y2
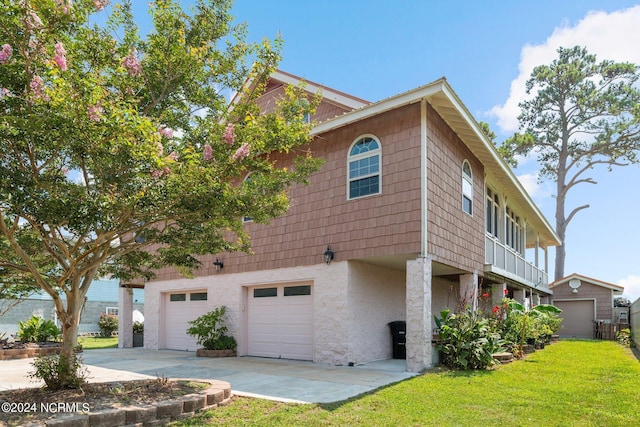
(270, 70, 369, 110)
(309, 78, 560, 248)
(420, 100, 428, 257)
(550, 273, 624, 292)
(346, 134, 382, 200)
(461, 159, 473, 216)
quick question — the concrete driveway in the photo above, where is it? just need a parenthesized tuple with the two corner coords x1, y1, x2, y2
(0, 348, 416, 403)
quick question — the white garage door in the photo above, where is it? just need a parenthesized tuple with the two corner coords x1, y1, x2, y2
(164, 291, 209, 351)
(247, 284, 313, 360)
(555, 300, 595, 338)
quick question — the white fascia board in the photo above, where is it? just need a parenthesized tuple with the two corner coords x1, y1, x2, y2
(271, 71, 368, 110)
(551, 273, 624, 292)
(438, 83, 560, 247)
(310, 80, 445, 136)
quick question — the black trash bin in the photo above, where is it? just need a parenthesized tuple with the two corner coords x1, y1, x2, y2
(388, 321, 406, 359)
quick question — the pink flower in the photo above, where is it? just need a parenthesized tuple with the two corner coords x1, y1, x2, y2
(61, 166, 69, 175)
(167, 151, 178, 161)
(203, 144, 213, 161)
(503, 288, 509, 296)
(232, 143, 250, 161)
(24, 11, 43, 32)
(151, 169, 163, 179)
(154, 140, 164, 156)
(29, 75, 48, 100)
(222, 123, 235, 145)
(157, 125, 173, 138)
(493, 306, 500, 314)
(0, 44, 12, 63)
(53, 42, 67, 71)
(122, 52, 142, 76)
(88, 103, 103, 121)
(93, 0, 109, 11)
(0, 87, 12, 98)
(55, 0, 72, 14)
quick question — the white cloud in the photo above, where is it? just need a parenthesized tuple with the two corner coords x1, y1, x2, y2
(619, 275, 640, 303)
(517, 172, 540, 197)
(517, 171, 553, 200)
(490, 5, 640, 134)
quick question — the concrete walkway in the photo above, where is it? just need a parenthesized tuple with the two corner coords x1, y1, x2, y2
(0, 349, 417, 403)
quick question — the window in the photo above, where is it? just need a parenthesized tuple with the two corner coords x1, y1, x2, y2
(462, 160, 473, 215)
(169, 293, 186, 302)
(253, 287, 277, 298)
(190, 292, 207, 301)
(348, 136, 381, 199)
(284, 285, 311, 296)
(486, 187, 500, 238)
(506, 207, 523, 253)
(105, 307, 119, 316)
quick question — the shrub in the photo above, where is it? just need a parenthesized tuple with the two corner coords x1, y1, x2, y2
(186, 306, 237, 350)
(435, 308, 504, 370)
(98, 314, 119, 337)
(133, 321, 144, 333)
(29, 353, 87, 390)
(616, 328, 633, 348)
(498, 299, 562, 354)
(18, 315, 60, 342)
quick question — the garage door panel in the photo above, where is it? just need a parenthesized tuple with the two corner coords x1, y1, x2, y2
(555, 300, 594, 339)
(247, 284, 313, 360)
(164, 292, 208, 351)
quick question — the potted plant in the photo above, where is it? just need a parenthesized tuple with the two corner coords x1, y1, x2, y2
(187, 306, 237, 357)
(132, 321, 144, 347)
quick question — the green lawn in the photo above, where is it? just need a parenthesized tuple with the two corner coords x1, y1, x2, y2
(170, 340, 640, 427)
(77, 336, 118, 349)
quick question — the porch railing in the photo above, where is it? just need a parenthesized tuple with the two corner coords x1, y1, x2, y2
(485, 235, 548, 287)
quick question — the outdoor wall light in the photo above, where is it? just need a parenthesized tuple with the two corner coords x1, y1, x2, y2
(213, 258, 224, 272)
(324, 245, 334, 265)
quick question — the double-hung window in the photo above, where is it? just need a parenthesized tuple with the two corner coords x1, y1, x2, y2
(348, 136, 381, 199)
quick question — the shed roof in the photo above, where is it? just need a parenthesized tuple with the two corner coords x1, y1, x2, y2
(549, 273, 624, 294)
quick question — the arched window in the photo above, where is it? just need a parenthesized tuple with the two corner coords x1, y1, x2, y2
(462, 160, 473, 215)
(348, 135, 381, 199)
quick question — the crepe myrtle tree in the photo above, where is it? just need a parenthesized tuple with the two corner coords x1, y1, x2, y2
(0, 0, 321, 386)
(501, 46, 640, 280)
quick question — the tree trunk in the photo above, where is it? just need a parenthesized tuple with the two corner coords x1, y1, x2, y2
(555, 163, 567, 281)
(55, 289, 84, 388)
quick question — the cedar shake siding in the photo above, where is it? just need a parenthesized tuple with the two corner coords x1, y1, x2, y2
(257, 79, 363, 122)
(427, 104, 484, 273)
(552, 281, 615, 321)
(152, 103, 423, 281)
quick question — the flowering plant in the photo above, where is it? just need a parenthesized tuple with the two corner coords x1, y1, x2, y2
(0, 0, 320, 388)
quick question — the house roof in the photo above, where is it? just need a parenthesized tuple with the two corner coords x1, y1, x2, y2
(306, 75, 561, 248)
(549, 273, 624, 293)
(269, 70, 370, 110)
(230, 69, 370, 112)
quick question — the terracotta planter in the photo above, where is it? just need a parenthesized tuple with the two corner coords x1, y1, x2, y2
(196, 349, 236, 358)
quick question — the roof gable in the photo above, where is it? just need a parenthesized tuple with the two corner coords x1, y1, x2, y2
(549, 273, 624, 293)
(311, 77, 560, 248)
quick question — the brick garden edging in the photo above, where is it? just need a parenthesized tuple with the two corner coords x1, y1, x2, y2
(26, 379, 232, 427)
(0, 345, 62, 360)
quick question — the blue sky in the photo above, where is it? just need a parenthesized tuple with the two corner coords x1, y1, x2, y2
(129, 1, 640, 300)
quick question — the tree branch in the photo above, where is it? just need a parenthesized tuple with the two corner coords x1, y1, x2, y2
(564, 204, 590, 228)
